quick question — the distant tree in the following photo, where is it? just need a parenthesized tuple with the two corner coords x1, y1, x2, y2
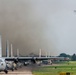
(59, 53, 70, 57)
(58, 53, 71, 61)
(71, 54, 76, 61)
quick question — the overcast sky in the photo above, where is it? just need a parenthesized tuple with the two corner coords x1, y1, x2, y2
(0, 0, 76, 56)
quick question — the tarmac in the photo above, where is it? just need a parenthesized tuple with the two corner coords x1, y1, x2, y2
(0, 66, 33, 75)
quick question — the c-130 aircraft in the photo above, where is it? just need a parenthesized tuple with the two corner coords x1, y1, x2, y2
(0, 35, 64, 74)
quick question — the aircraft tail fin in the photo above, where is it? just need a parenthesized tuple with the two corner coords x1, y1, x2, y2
(46, 52, 47, 57)
(11, 44, 13, 57)
(0, 35, 2, 57)
(39, 49, 41, 57)
(6, 40, 9, 57)
(17, 49, 19, 57)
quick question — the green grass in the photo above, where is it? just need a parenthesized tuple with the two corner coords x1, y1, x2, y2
(32, 61, 76, 75)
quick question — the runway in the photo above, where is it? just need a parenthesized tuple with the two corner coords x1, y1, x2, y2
(0, 72, 32, 75)
(0, 66, 33, 75)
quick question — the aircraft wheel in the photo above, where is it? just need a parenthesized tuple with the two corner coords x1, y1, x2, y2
(4, 70, 8, 74)
(12, 68, 14, 71)
(15, 68, 17, 70)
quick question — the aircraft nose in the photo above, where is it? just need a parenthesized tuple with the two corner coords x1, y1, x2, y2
(1, 62, 3, 65)
(0, 62, 3, 66)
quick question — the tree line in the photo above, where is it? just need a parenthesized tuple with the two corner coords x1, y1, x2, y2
(58, 53, 76, 61)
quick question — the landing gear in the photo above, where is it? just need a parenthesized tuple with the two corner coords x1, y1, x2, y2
(4, 70, 8, 74)
(15, 67, 17, 70)
(11, 68, 14, 71)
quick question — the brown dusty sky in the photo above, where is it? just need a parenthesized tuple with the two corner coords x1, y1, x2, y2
(0, 0, 76, 56)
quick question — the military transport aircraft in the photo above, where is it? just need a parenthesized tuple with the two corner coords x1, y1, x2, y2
(0, 35, 64, 73)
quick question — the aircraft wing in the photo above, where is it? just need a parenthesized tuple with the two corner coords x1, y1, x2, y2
(35, 57, 64, 60)
(3, 56, 64, 62)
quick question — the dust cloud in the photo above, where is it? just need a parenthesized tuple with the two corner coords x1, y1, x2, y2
(0, 0, 75, 56)
(0, 0, 57, 56)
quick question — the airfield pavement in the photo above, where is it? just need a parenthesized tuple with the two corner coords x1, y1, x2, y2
(0, 66, 34, 75)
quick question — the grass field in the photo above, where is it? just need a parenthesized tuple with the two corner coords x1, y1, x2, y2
(32, 61, 76, 75)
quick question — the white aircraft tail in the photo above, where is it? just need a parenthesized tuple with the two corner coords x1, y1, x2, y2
(48, 52, 51, 57)
(17, 49, 19, 57)
(11, 44, 13, 57)
(39, 49, 41, 57)
(6, 40, 9, 57)
(0, 35, 2, 57)
(46, 52, 47, 57)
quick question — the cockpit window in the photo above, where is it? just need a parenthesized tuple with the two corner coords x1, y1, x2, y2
(0, 59, 3, 62)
